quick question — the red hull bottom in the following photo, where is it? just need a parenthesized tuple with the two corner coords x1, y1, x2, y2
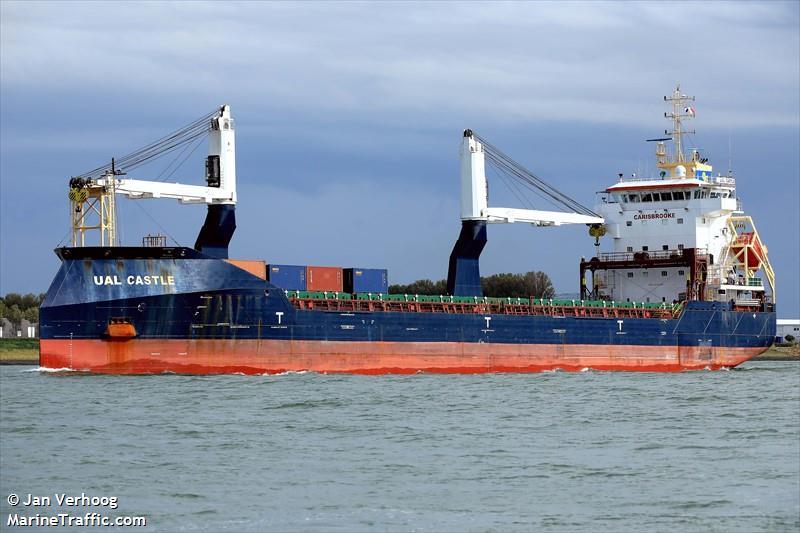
(39, 339, 766, 375)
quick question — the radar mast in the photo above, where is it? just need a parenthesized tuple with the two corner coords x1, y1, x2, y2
(655, 85, 709, 180)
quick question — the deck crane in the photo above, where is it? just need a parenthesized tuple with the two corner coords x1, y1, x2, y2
(447, 130, 604, 296)
(68, 105, 238, 258)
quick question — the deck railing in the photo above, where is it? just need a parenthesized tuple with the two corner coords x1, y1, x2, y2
(286, 291, 682, 320)
(594, 248, 705, 262)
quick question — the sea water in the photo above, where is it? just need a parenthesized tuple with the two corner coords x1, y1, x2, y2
(1, 362, 798, 532)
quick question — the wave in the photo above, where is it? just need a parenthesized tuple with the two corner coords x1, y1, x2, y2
(267, 370, 312, 376)
(23, 366, 79, 373)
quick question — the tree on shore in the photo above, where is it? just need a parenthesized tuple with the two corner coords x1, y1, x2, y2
(389, 271, 555, 298)
(0, 293, 45, 327)
(388, 279, 448, 295)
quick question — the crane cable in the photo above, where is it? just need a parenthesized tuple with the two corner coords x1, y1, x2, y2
(473, 132, 600, 218)
(74, 108, 220, 180)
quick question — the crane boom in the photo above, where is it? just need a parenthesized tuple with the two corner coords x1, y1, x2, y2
(69, 105, 237, 248)
(448, 130, 604, 297)
(110, 104, 236, 204)
(460, 130, 603, 225)
(482, 207, 604, 226)
(103, 178, 230, 204)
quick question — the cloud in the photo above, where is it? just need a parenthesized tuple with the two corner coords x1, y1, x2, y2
(2, 1, 798, 128)
(1, 1, 798, 313)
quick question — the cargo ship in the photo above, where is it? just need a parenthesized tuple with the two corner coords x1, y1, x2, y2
(40, 87, 777, 374)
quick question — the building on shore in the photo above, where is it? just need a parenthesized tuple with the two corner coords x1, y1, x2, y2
(777, 319, 800, 343)
(0, 318, 38, 338)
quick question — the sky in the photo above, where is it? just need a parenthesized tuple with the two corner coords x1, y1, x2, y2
(1, 1, 798, 315)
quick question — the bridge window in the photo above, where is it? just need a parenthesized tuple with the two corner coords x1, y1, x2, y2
(629, 193, 640, 202)
(661, 192, 673, 201)
(642, 193, 653, 202)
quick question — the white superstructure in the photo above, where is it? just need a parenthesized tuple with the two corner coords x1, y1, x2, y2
(585, 86, 775, 306)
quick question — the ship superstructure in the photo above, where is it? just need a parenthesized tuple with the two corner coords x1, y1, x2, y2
(583, 86, 775, 309)
(39, 89, 777, 374)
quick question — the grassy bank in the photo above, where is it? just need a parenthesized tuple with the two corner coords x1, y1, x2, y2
(0, 338, 39, 363)
(756, 345, 800, 361)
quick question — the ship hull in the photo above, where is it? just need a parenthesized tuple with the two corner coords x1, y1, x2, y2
(38, 248, 776, 375)
(40, 338, 767, 374)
